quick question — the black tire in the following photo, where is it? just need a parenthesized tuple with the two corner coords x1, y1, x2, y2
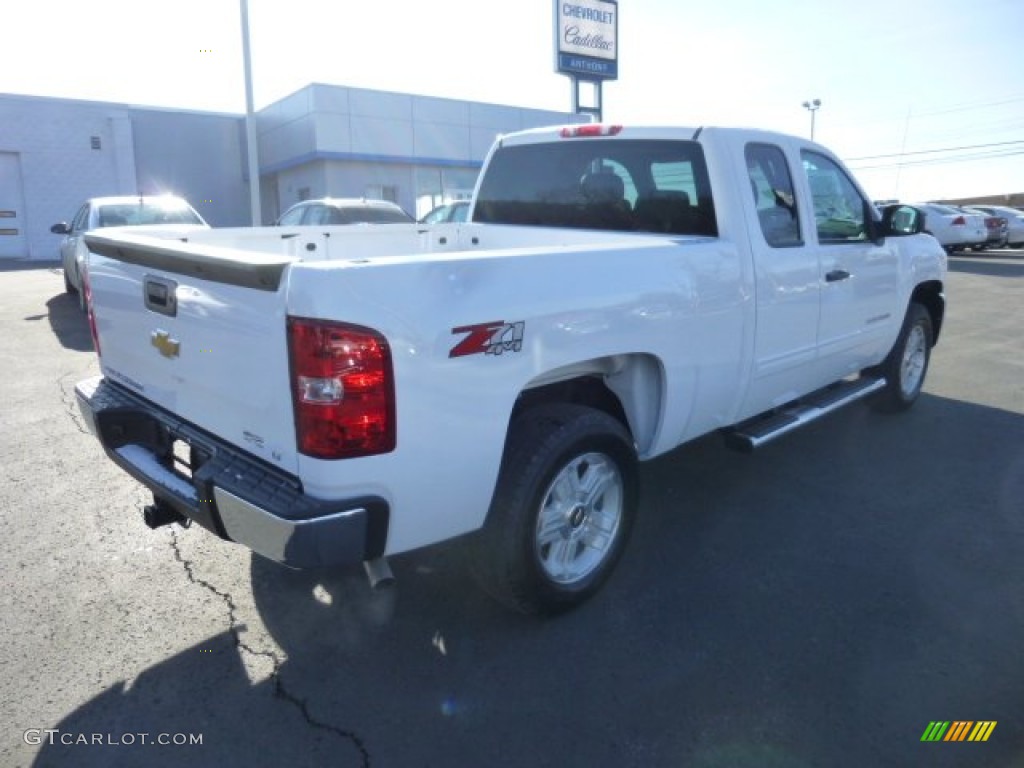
(468, 404, 638, 615)
(870, 303, 933, 412)
(78, 271, 87, 313)
(64, 270, 76, 295)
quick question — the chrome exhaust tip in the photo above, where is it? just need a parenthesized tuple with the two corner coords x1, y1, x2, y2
(363, 557, 394, 590)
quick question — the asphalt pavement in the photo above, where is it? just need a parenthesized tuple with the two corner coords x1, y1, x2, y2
(1, 252, 1022, 768)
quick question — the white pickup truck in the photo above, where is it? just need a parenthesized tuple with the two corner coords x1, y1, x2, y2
(75, 124, 946, 614)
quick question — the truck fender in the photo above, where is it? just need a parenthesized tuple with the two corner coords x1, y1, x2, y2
(514, 353, 666, 457)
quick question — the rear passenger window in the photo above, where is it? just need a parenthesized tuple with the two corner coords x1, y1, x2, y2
(745, 143, 801, 247)
(801, 150, 869, 243)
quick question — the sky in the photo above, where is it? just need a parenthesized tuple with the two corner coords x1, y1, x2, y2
(2, 0, 1022, 203)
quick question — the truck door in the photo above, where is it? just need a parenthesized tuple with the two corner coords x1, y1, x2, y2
(743, 142, 822, 410)
(800, 150, 900, 377)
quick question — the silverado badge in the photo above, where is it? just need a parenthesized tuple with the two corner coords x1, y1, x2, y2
(151, 330, 181, 359)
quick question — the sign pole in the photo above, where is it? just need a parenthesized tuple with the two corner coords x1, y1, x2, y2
(571, 78, 603, 122)
(554, 0, 618, 122)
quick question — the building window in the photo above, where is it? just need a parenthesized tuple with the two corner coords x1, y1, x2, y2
(297, 186, 311, 202)
(366, 184, 398, 203)
(90, 136, 102, 150)
(415, 167, 480, 218)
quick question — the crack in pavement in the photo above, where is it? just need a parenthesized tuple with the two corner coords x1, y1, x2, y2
(59, 361, 371, 765)
(169, 529, 371, 767)
(57, 371, 91, 435)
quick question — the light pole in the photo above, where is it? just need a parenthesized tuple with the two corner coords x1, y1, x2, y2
(802, 98, 821, 140)
(240, 0, 261, 225)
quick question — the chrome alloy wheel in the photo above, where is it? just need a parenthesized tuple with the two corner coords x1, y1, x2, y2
(534, 452, 624, 585)
(900, 323, 927, 398)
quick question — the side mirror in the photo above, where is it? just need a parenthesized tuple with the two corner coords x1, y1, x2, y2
(50, 222, 71, 235)
(880, 204, 925, 237)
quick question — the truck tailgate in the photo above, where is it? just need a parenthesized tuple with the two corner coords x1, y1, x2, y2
(84, 232, 300, 474)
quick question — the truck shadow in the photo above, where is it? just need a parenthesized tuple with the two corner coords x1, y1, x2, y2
(43, 292, 92, 352)
(947, 250, 1024, 278)
(34, 394, 1024, 767)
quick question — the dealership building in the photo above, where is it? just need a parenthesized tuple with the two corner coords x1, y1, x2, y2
(0, 84, 580, 261)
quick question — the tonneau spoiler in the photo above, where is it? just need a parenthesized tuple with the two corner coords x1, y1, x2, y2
(84, 231, 291, 292)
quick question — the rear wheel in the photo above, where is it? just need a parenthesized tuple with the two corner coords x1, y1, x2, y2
(63, 270, 76, 295)
(468, 404, 638, 615)
(871, 302, 933, 412)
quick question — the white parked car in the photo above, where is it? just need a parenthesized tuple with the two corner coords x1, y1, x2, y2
(51, 196, 208, 300)
(419, 201, 471, 224)
(914, 203, 987, 252)
(275, 198, 413, 226)
(963, 204, 1024, 248)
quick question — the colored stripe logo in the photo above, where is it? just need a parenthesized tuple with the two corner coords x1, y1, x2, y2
(921, 721, 997, 742)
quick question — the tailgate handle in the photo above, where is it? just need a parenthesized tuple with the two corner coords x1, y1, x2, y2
(144, 275, 178, 317)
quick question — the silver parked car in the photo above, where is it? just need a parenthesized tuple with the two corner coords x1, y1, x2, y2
(914, 203, 987, 253)
(962, 204, 1024, 248)
(962, 207, 1009, 249)
(51, 195, 208, 299)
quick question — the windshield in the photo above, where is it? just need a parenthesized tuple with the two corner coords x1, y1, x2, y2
(96, 202, 205, 227)
(474, 138, 717, 236)
(421, 203, 469, 224)
(332, 206, 412, 224)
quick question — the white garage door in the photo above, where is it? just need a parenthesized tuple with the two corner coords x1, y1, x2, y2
(0, 153, 28, 258)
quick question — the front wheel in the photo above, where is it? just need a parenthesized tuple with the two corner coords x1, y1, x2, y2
(468, 404, 638, 615)
(871, 302, 933, 412)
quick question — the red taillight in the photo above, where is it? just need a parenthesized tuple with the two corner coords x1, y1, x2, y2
(951, 215, 966, 226)
(82, 266, 101, 356)
(287, 317, 395, 460)
(560, 124, 623, 138)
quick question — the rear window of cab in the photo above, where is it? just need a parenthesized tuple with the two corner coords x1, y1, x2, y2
(474, 139, 717, 237)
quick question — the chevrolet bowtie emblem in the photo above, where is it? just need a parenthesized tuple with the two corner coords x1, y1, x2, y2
(151, 330, 181, 359)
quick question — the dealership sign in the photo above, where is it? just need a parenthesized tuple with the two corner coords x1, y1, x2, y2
(554, 0, 618, 80)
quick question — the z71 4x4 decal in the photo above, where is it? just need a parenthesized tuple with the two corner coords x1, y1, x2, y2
(449, 321, 525, 358)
